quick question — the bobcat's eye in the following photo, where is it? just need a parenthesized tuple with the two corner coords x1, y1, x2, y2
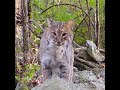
(52, 32, 56, 36)
(62, 33, 67, 37)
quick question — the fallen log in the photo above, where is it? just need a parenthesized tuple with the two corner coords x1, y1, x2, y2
(74, 61, 92, 70)
(74, 48, 94, 61)
(74, 55, 101, 68)
(99, 49, 105, 53)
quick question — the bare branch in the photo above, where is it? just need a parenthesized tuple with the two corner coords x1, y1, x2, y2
(72, 41, 82, 48)
(28, 24, 41, 39)
(40, 3, 88, 16)
(79, 1, 89, 30)
(74, 15, 88, 32)
(73, 13, 83, 19)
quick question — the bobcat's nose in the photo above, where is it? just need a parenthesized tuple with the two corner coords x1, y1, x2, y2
(57, 41, 62, 46)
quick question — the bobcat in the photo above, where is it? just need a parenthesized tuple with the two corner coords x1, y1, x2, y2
(39, 18, 74, 82)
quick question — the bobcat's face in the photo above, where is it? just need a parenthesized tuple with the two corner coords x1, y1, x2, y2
(46, 19, 74, 46)
(50, 28, 70, 46)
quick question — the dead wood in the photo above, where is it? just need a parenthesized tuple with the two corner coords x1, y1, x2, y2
(74, 61, 92, 70)
(99, 49, 105, 53)
(74, 55, 101, 68)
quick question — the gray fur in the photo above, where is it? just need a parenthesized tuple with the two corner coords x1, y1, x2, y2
(39, 20, 74, 82)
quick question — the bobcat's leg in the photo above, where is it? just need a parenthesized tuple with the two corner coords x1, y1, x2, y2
(41, 58, 52, 81)
(69, 59, 74, 82)
(60, 65, 70, 82)
(42, 67, 52, 81)
(52, 67, 60, 77)
(69, 65, 73, 82)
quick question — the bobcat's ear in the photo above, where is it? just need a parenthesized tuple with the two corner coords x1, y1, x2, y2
(47, 18, 53, 27)
(65, 20, 75, 30)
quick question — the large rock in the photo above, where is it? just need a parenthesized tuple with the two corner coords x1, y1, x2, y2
(15, 82, 29, 90)
(73, 70, 105, 84)
(31, 75, 105, 90)
(31, 75, 80, 90)
(86, 40, 105, 62)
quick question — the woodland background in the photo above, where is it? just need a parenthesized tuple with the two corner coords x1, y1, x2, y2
(15, 0, 105, 88)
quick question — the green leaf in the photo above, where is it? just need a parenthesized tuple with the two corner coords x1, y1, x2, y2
(15, 76, 20, 81)
(36, 28, 41, 33)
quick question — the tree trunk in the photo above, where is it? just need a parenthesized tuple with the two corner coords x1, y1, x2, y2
(21, 0, 29, 76)
(27, 0, 32, 63)
(15, 0, 23, 78)
(86, 0, 92, 40)
(95, 0, 100, 49)
(93, 7, 97, 44)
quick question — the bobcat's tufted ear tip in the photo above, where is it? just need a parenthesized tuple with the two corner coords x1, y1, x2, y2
(47, 18, 54, 27)
(66, 20, 75, 30)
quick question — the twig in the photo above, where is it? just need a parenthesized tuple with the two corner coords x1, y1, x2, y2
(28, 24, 41, 39)
(72, 41, 82, 48)
(74, 47, 86, 54)
(79, 1, 89, 28)
(74, 15, 88, 32)
(29, 20, 45, 32)
(73, 13, 83, 19)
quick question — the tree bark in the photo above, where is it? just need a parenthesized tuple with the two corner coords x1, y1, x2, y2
(86, 0, 92, 40)
(15, 0, 23, 78)
(95, 0, 100, 49)
(93, 7, 97, 44)
(21, 0, 29, 76)
(27, 0, 32, 63)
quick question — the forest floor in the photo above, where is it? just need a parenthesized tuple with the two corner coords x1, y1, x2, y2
(15, 40, 105, 90)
